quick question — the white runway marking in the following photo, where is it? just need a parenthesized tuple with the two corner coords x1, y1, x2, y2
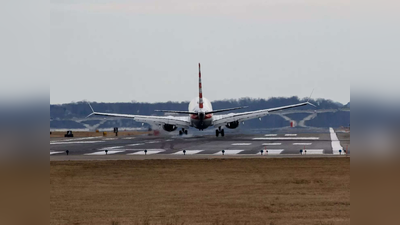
(285, 134, 298, 136)
(50, 151, 64, 155)
(214, 150, 244, 155)
(127, 143, 145, 146)
(104, 138, 117, 141)
(85, 150, 125, 155)
(59, 137, 101, 142)
(98, 146, 123, 150)
(262, 143, 282, 146)
(303, 149, 324, 155)
(127, 149, 164, 155)
(264, 134, 278, 137)
(329, 127, 343, 155)
(265, 149, 284, 155)
(123, 137, 136, 140)
(253, 137, 320, 140)
(293, 143, 312, 146)
(147, 141, 160, 144)
(50, 141, 105, 145)
(231, 143, 252, 146)
(173, 150, 203, 155)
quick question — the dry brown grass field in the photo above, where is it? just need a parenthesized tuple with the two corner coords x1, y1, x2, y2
(50, 158, 350, 225)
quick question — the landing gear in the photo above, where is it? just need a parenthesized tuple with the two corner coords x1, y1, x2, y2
(179, 128, 188, 136)
(216, 127, 225, 137)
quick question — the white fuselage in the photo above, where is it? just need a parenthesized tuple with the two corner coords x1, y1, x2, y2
(188, 97, 213, 130)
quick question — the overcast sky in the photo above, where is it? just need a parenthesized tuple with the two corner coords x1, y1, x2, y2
(50, 0, 400, 105)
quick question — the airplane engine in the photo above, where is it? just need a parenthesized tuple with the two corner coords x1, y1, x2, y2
(162, 124, 178, 132)
(226, 121, 239, 129)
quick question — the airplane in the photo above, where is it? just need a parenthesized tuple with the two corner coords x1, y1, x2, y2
(87, 63, 315, 137)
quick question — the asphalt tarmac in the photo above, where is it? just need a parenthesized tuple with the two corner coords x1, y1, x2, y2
(50, 127, 350, 160)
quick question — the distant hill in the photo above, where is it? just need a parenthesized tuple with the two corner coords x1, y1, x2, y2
(50, 97, 350, 130)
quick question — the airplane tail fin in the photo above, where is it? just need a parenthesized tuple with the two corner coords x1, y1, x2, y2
(198, 63, 204, 109)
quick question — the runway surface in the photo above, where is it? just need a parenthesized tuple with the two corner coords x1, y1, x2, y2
(50, 127, 350, 160)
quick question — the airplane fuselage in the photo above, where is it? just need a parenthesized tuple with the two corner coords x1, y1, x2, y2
(188, 97, 213, 130)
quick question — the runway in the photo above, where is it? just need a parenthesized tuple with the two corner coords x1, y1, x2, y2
(50, 127, 350, 160)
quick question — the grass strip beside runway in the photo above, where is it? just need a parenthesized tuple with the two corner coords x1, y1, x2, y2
(50, 158, 350, 225)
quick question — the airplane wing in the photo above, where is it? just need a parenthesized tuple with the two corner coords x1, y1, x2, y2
(154, 110, 197, 115)
(87, 104, 191, 128)
(154, 106, 247, 115)
(212, 101, 315, 127)
(206, 106, 248, 114)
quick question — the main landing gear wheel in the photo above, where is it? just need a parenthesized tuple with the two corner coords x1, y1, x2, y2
(216, 128, 225, 137)
(180, 128, 188, 136)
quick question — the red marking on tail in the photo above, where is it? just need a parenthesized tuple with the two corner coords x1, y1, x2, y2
(198, 63, 203, 109)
